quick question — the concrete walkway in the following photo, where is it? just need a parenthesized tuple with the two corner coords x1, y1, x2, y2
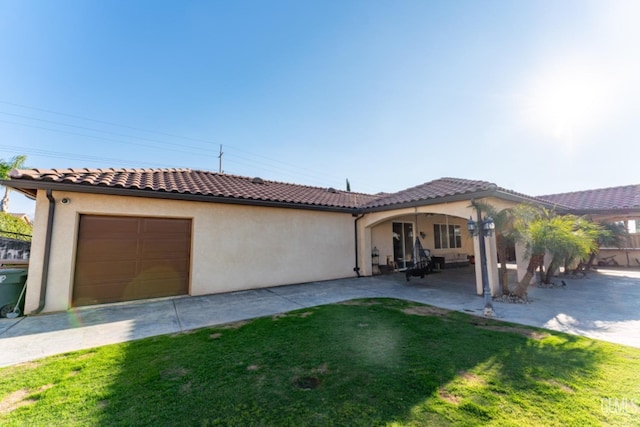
(1, 267, 639, 367)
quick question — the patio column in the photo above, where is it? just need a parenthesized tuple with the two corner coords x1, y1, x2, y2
(472, 233, 499, 296)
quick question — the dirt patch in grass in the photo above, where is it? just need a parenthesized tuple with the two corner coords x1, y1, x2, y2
(223, 320, 250, 329)
(247, 365, 260, 371)
(544, 379, 575, 393)
(403, 306, 450, 317)
(76, 352, 96, 360)
(181, 381, 193, 394)
(458, 370, 486, 386)
(312, 363, 329, 375)
(478, 325, 550, 340)
(5, 361, 41, 374)
(438, 389, 461, 404)
(0, 384, 53, 414)
(274, 311, 313, 321)
(209, 333, 222, 339)
(293, 376, 320, 390)
(162, 367, 190, 380)
(339, 299, 380, 306)
(0, 390, 35, 414)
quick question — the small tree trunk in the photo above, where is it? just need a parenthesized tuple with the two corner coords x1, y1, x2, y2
(0, 187, 9, 212)
(543, 259, 560, 284)
(513, 253, 544, 297)
(497, 241, 510, 295)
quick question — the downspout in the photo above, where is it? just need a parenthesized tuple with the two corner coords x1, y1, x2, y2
(353, 213, 365, 277)
(32, 189, 55, 314)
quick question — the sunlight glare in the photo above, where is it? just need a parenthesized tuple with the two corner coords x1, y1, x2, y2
(522, 64, 613, 148)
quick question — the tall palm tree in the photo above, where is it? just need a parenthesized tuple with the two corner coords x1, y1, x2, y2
(0, 155, 27, 212)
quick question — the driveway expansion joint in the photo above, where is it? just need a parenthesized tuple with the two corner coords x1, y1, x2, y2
(173, 300, 184, 331)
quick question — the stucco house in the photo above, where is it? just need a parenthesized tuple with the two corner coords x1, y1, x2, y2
(3, 168, 639, 314)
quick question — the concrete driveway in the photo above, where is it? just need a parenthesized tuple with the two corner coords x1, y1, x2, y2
(1, 267, 639, 367)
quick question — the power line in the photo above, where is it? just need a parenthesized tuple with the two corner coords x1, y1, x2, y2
(0, 144, 180, 168)
(0, 119, 214, 157)
(0, 111, 213, 154)
(0, 100, 377, 192)
(0, 100, 348, 183)
(0, 100, 220, 145)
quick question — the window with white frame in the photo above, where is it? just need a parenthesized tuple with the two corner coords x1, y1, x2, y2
(433, 224, 462, 249)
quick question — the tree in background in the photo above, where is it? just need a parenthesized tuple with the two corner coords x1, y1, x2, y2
(0, 155, 27, 212)
(0, 212, 32, 240)
(346, 179, 351, 192)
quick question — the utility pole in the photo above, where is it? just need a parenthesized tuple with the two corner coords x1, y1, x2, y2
(218, 144, 223, 173)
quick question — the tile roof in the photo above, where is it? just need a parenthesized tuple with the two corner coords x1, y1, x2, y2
(361, 177, 549, 209)
(8, 168, 380, 210)
(538, 185, 640, 211)
(362, 177, 496, 208)
(6, 168, 576, 213)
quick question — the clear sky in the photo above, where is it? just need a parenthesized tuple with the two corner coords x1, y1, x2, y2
(1, 0, 638, 217)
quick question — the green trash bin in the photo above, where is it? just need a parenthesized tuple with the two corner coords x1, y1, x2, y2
(0, 268, 28, 318)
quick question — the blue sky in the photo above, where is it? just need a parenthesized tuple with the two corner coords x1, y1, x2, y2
(1, 0, 639, 217)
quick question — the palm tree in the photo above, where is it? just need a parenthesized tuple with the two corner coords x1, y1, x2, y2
(539, 215, 599, 284)
(510, 204, 548, 297)
(511, 206, 601, 296)
(0, 155, 27, 212)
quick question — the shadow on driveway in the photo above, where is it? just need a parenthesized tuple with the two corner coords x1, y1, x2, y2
(0, 266, 638, 366)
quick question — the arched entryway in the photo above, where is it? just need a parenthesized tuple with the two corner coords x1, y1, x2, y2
(356, 200, 500, 296)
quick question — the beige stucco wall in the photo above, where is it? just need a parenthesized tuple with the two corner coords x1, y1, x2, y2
(25, 190, 356, 313)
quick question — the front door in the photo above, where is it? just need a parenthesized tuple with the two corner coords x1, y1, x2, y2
(392, 222, 413, 270)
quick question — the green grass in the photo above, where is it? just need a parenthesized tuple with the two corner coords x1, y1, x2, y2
(1, 298, 639, 426)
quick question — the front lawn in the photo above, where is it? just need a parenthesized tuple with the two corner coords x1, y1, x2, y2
(1, 298, 638, 426)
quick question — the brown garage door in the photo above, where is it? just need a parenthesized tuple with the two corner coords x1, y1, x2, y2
(73, 215, 191, 306)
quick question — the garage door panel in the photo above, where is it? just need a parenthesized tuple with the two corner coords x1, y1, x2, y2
(139, 239, 190, 257)
(79, 216, 141, 235)
(136, 277, 189, 299)
(74, 215, 191, 307)
(75, 261, 138, 285)
(138, 260, 190, 275)
(143, 218, 191, 234)
(76, 240, 139, 262)
(73, 282, 131, 306)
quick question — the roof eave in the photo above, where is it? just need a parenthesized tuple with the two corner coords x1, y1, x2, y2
(570, 208, 640, 217)
(363, 188, 556, 213)
(362, 189, 496, 213)
(2, 180, 357, 213)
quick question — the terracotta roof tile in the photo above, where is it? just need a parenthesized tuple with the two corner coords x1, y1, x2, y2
(7, 168, 581, 212)
(362, 177, 499, 208)
(8, 168, 380, 210)
(538, 185, 640, 211)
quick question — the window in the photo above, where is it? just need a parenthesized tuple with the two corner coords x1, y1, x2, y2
(434, 224, 462, 249)
(392, 222, 414, 269)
